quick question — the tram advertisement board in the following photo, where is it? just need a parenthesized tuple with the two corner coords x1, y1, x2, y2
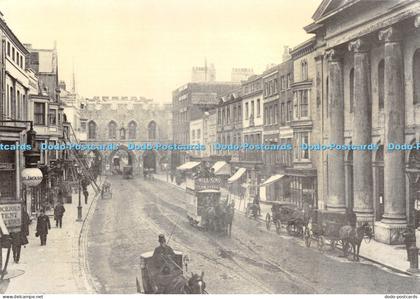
(195, 177, 221, 191)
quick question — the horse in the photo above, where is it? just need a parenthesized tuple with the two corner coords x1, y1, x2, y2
(220, 201, 234, 237)
(151, 271, 206, 294)
(339, 222, 373, 261)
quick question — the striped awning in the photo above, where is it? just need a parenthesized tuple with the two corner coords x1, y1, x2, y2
(228, 168, 246, 183)
(260, 174, 287, 186)
(177, 161, 200, 171)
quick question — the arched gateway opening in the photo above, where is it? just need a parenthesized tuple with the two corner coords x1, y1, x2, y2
(108, 145, 136, 175)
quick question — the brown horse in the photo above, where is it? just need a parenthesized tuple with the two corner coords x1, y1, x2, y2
(339, 222, 373, 261)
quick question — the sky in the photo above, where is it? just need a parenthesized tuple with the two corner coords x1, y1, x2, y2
(1, 0, 320, 103)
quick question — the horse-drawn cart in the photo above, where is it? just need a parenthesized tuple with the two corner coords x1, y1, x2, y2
(304, 209, 373, 260)
(101, 181, 112, 199)
(137, 250, 206, 294)
(265, 202, 307, 235)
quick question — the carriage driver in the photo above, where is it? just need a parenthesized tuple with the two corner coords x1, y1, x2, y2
(152, 234, 176, 274)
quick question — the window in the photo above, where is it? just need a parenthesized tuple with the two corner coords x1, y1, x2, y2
(281, 76, 285, 90)
(192, 130, 195, 140)
(148, 121, 157, 140)
(294, 92, 299, 120)
(301, 60, 308, 81)
(238, 105, 241, 120)
(49, 108, 57, 125)
(227, 106, 230, 124)
(301, 90, 309, 118)
(251, 100, 254, 118)
(274, 103, 278, 124)
(274, 79, 278, 93)
(349, 68, 354, 113)
(81, 120, 87, 131)
(197, 129, 201, 139)
(281, 103, 285, 125)
(302, 132, 309, 159)
(127, 121, 136, 139)
(414, 49, 420, 105)
(245, 102, 249, 119)
(20, 56, 23, 68)
(287, 100, 292, 122)
(7, 42, 10, 56)
(88, 121, 97, 139)
(378, 60, 385, 110)
(16, 90, 20, 119)
(108, 121, 117, 139)
(12, 48, 15, 62)
(257, 99, 261, 117)
(34, 102, 45, 125)
(218, 110, 221, 124)
(10, 86, 15, 119)
(233, 106, 237, 122)
(287, 73, 292, 89)
(264, 107, 268, 125)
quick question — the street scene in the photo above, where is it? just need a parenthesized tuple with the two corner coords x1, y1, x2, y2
(0, 0, 419, 295)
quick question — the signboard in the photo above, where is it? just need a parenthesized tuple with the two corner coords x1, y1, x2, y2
(191, 93, 218, 105)
(21, 168, 44, 187)
(0, 202, 21, 233)
(195, 177, 221, 191)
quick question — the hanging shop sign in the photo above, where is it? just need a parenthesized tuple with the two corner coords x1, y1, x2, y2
(21, 168, 44, 187)
(0, 202, 21, 233)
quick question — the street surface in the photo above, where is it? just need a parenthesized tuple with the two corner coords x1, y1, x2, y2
(87, 176, 420, 293)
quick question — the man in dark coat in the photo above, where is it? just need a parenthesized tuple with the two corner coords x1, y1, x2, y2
(54, 202, 66, 228)
(83, 189, 89, 205)
(11, 206, 30, 263)
(36, 210, 51, 246)
(152, 234, 176, 273)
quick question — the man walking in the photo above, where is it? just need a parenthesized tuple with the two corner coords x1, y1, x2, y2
(83, 189, 89, 204)
(11, 206, 30, 263)
(54, 201, 65, 228)
(36, 210, 51, 246)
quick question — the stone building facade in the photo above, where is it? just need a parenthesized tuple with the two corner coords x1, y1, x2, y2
(79, 96, 172, 173)
(305, 0, 420, 244)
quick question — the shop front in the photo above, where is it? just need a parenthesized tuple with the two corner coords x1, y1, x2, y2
(286, 167, 317, 209)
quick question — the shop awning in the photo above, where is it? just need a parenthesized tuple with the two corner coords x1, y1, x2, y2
(228, 168, 246, 183)
(260, 174, 287, 186)
(177, 161, 200, 171)
(212, 161, 230, 175)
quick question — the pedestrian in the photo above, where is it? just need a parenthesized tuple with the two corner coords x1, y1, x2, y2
(36, 210, 51, 246)
(83, 189, 89, 204)
(170, 171, 174, 183)
(54, 201, 65, 228)
(11, 206, 30, 263)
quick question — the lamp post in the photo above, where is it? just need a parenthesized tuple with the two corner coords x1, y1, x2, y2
(75, 163, 83, 222)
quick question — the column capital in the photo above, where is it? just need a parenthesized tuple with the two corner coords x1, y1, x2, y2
(324, 49, 343, 62)
(415, 15, 420, 28)
(348, 38, 370, 53)
(378, 26, 401, 43)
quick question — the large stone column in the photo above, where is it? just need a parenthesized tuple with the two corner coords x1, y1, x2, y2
(348, 39, 374, 224)
(375, 26, 406, 244)
(326, 49, 346, 212)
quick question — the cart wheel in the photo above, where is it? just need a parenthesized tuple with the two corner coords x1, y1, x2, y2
(265, 213, 271, 230)
(275, 220, 281, 234)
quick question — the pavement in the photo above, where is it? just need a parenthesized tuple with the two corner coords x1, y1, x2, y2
(153, 172, 420, 277)
(3, 177, 103, 294)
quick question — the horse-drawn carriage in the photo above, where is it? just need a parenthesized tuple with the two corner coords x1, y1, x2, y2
(101, 180, 112, 199)
(265, 202, 307, 235)
(186, 177, 234, 236)
(304, 209, 373, 260)
(123, 166, 133, 179)
(137, 250, 206, 294)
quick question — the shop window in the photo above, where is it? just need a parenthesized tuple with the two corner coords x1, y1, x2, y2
(34, 102, 45, 125)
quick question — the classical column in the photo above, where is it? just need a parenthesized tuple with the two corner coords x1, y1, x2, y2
(325, 49, 346, 212)
(348, 39, 374, 224)
(375, 26, 406, 244)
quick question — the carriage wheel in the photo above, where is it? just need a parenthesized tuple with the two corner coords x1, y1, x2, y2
(275, 220, 281, 234)
(265, 213, 271, 230)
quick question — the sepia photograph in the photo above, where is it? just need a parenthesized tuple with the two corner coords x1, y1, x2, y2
(0, 0, 419, 296)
